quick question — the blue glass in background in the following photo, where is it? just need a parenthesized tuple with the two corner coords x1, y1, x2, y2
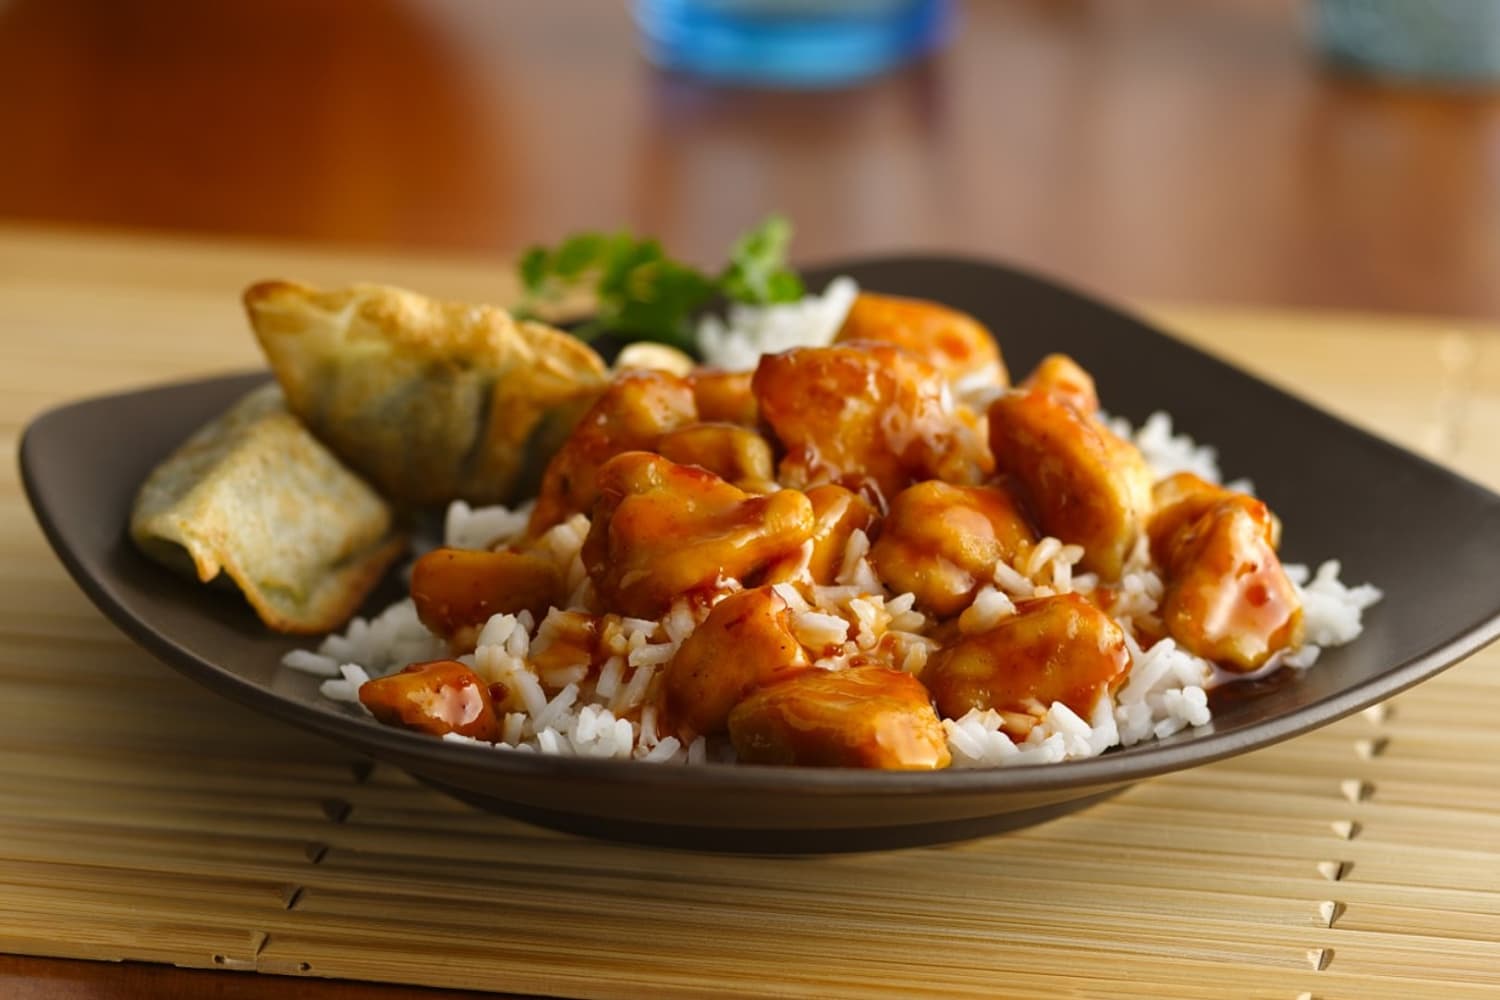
(1313, 0, 1500, 85)
(632, 0, 954, 89)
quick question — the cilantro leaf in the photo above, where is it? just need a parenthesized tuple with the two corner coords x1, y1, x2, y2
(719, 214, 804, 305)
(515, 214, 803, 352)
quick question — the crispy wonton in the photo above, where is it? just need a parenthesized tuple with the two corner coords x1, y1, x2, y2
(243, 281, 609, 508)
(130, 385, 405, 634)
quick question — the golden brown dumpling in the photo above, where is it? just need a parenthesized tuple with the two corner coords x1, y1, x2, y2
(130, 385, 405, 633)
(244, 280, 609, 508)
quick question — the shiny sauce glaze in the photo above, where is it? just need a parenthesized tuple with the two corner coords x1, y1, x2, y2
(360, 292, 1311, 767)
(359, 660, 503, 740)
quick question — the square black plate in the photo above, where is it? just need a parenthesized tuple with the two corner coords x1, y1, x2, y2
(20, 256, 1500, 852)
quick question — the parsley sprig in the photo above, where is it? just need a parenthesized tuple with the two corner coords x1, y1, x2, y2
(517, 215, 804, 353)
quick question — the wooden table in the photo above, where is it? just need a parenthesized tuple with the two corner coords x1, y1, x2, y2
(2, 2, 1499, 998)
(1, 0, 1497, 320)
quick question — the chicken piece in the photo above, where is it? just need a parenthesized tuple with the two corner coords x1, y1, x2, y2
(1020, 354, 1099, 417)
(835, 291, 1007, 388)
(659, 587, 812, 740)
(1149, 472, 1281, 566)
(656, 422, 777, 492)
(529, 370, 698, 533)
(871, 481, 1036, 618)
(924, 593, 1130, 729)
(764, 484, 880, 586)
(808, 484, 880, 583)
(728, 665, 951, 770)
(582, 453, 815, 619)
(753, 343, 992, 506)
(411, 548, 562, 649)
(988, 389, 1152, 579)
(1159, 497, 1303, 672)
(358, 660, 503, 741)
(687, 368, 759, 427)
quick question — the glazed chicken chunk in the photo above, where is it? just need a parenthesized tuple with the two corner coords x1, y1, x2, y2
(923, 593, 1131, 732)
(728, 665, 951, 770)
(359, 660, 504, 741)
(988, 388, 1152, 579)
(1020, 353, 1099, 417)
(754, 343, 992, 506)
(658, 587, 812, 740)
(529, 369, 697, 532)
(656, 421, 777, 493)
(410, 547, 562, 650)
(686, 368, 759, 427)
(582, 452, 815, 619)
(871, 481, 1037, 618)
(1149, 472, 1282, 565)
(834, 291, 1008, 388)
(1156, 492, 1303, 672)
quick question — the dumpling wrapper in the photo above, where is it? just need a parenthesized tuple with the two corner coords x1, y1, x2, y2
(244, 280, 609, 508)
(130, 384, 406, 634)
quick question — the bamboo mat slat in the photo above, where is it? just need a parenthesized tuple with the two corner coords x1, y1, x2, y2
(1, 224, 1499, 999)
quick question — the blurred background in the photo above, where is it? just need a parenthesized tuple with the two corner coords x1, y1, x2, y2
(1, 0, 1496, 318)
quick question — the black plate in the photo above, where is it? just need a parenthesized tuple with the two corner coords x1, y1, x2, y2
(20, 256, 1500, 853)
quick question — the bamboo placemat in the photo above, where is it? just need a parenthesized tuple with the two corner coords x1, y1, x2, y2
(2, 224, 1498, 999)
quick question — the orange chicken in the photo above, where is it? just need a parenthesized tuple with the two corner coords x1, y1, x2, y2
(582, 453, 815, 619)
(728, 665, 951, 770)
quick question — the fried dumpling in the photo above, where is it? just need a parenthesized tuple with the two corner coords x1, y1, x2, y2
(130, 384, 405, 634)
(244, 280, 609, 508)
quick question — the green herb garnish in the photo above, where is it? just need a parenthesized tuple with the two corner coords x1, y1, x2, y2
(517, 215, 804, 353)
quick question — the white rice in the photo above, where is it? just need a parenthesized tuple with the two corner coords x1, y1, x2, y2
(792, 611, 852, 651)
(944, 696, 1120, 769)
(953, 364, 1010, 409)
(443, 499, 532, 551)
(957, 586, 1016, 635)
(1297, 559, 1384, 646)
(285, 284, 1382, 768)
(1108, 410, 1222, 484)
(1114, 633, 1215, 747)
(306, 599, 446, 677)
(696, 276, 859, 370)
(281, 648, 341, 678)
(318, 663, 372, 707)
